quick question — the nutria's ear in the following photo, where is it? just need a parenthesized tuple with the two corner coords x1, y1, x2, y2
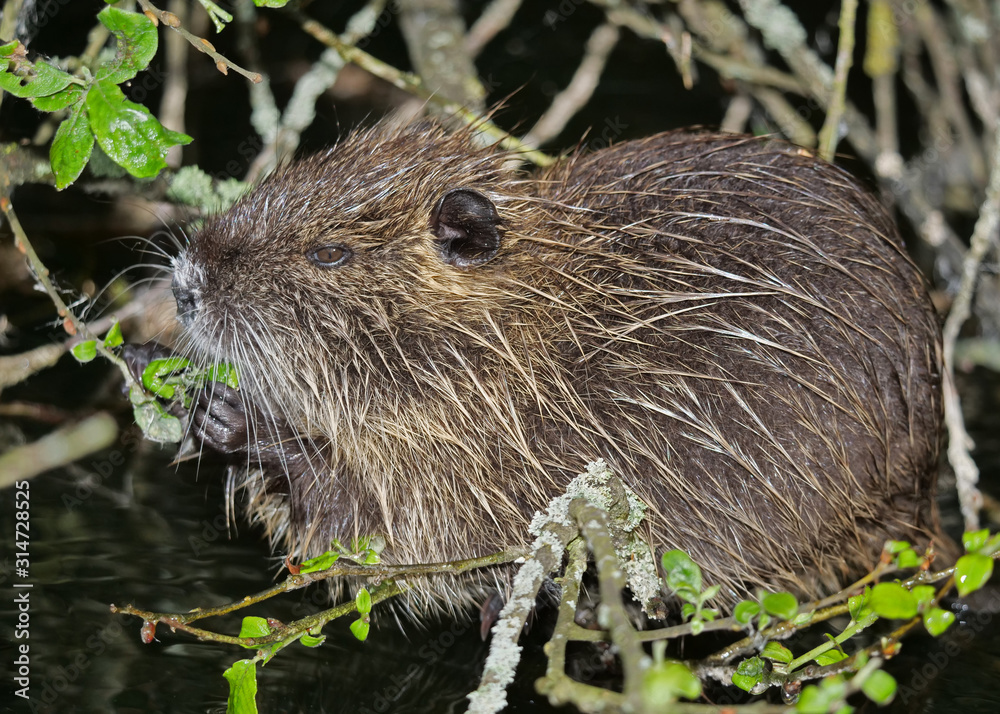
(431, 188, 503, 267)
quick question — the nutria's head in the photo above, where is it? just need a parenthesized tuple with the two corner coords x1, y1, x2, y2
(171, 124, 546, 434)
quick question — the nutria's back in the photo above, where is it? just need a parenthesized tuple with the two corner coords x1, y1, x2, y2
(171, 125, 942, 612)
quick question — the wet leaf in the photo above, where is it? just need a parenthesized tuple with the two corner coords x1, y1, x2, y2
(814, 649, 848, 666)
(884, 540, 911, 554)
(911, 585, 936, 608)
(955, 553, 993, 597)
(869, 582, 917, 619)
(0, 56, 74, 98)
(922, 607, 955, 636)
(298, 551, 339, 574)
(661, 549, 702, 595)
(85, 79, 191, 178)
(31, 84, 83, 112)
(51, 102, 94, 190)
(131, 400, 183, 443)
(731, 656, 765, 693)
(103, 321, 123, 348)
(96, 6, 158, 84)
(223, 659, 259, 714)
(71, 340, 97, 363)
(350, 617, 370, 642)
(761, 641, 792, 664)
(238, 616, 272, 641)
(962, 529, 989, 553)
(895, 548, 923, 569)
(733, 600, 760, 625)
(355, 587, 372, 615)
(848, 587, 873, 623)
(861, 669, 897, 704)
(642, 661, 701, 703)
(208, 362, 240, 389)
(761, 591, 798, 620)
(300, 634, 325, 648)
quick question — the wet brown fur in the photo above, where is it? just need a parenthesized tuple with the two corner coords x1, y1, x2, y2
(171, 123, 943, 616)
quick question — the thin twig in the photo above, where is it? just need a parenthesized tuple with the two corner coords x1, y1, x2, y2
(817, 0, 857, 161)
(465, 0, 523, 58)
(114, 547, 526, 628)
(522, 23, 620, 149)
(289, 7, 554, 167)
(940, 127, 1000, 529)
(135, 0, 262, 84)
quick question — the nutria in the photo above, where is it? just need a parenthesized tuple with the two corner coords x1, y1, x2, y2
(138, 123, 943, 616)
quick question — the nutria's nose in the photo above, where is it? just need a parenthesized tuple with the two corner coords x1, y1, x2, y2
(172, 276, 198, 327)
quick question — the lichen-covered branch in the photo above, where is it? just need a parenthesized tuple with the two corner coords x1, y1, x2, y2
(941, 124, 1000, 529)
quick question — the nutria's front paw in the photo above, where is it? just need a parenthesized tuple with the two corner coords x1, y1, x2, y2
(191, 384, 252, 455)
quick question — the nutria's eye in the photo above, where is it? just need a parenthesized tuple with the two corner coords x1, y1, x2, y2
(307, 245, 352, 268)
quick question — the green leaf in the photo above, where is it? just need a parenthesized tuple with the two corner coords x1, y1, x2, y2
(103, 321, 124, 348)
(761, 641, 792, 664)
(680, 602, 695, 620)
(797, 683, 839, 714)
(0, 40, 19, 57)
(690, 618, 704, 635)
(0, 57, 74, 98)
(355, 587, 372, 615)
(731, 656, 765, 693)
(895, 548, 923, 569)
(700, 583, 721, 603)
(96, 6, 158, 84)
(869, 582, 917, 619)
(861, 669, 897, 704)
(223, 659, 259, 714)
(955, 553, 993, 597)
(238, 616, 272, 641)
(923, 607, 955, 636)
(761, 591, 798, 620)
(641, 661, 702, 703)
(142, 356, 191, 398)
(962, 529, 990, 553)
(733, 600, 760, 625)
(51, 103, 95, 190)
(298, 551, 340, 574)
(349, 617, 370, 642)
(911, 584, 936, 608)
(814, 649, 848, 666)
(208, 362, 240, 389)
(31, 84, 83, 112)
(71, 340, 97, 363)
(85, 79, 191, 179)
(131, 400, 183, 443)
(884, 540, 911, 554)
(300, 634, 325, 648)
(848, 588, 873, 623)
(661, 549, 702, 595)
(254, 0, 292, 7)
